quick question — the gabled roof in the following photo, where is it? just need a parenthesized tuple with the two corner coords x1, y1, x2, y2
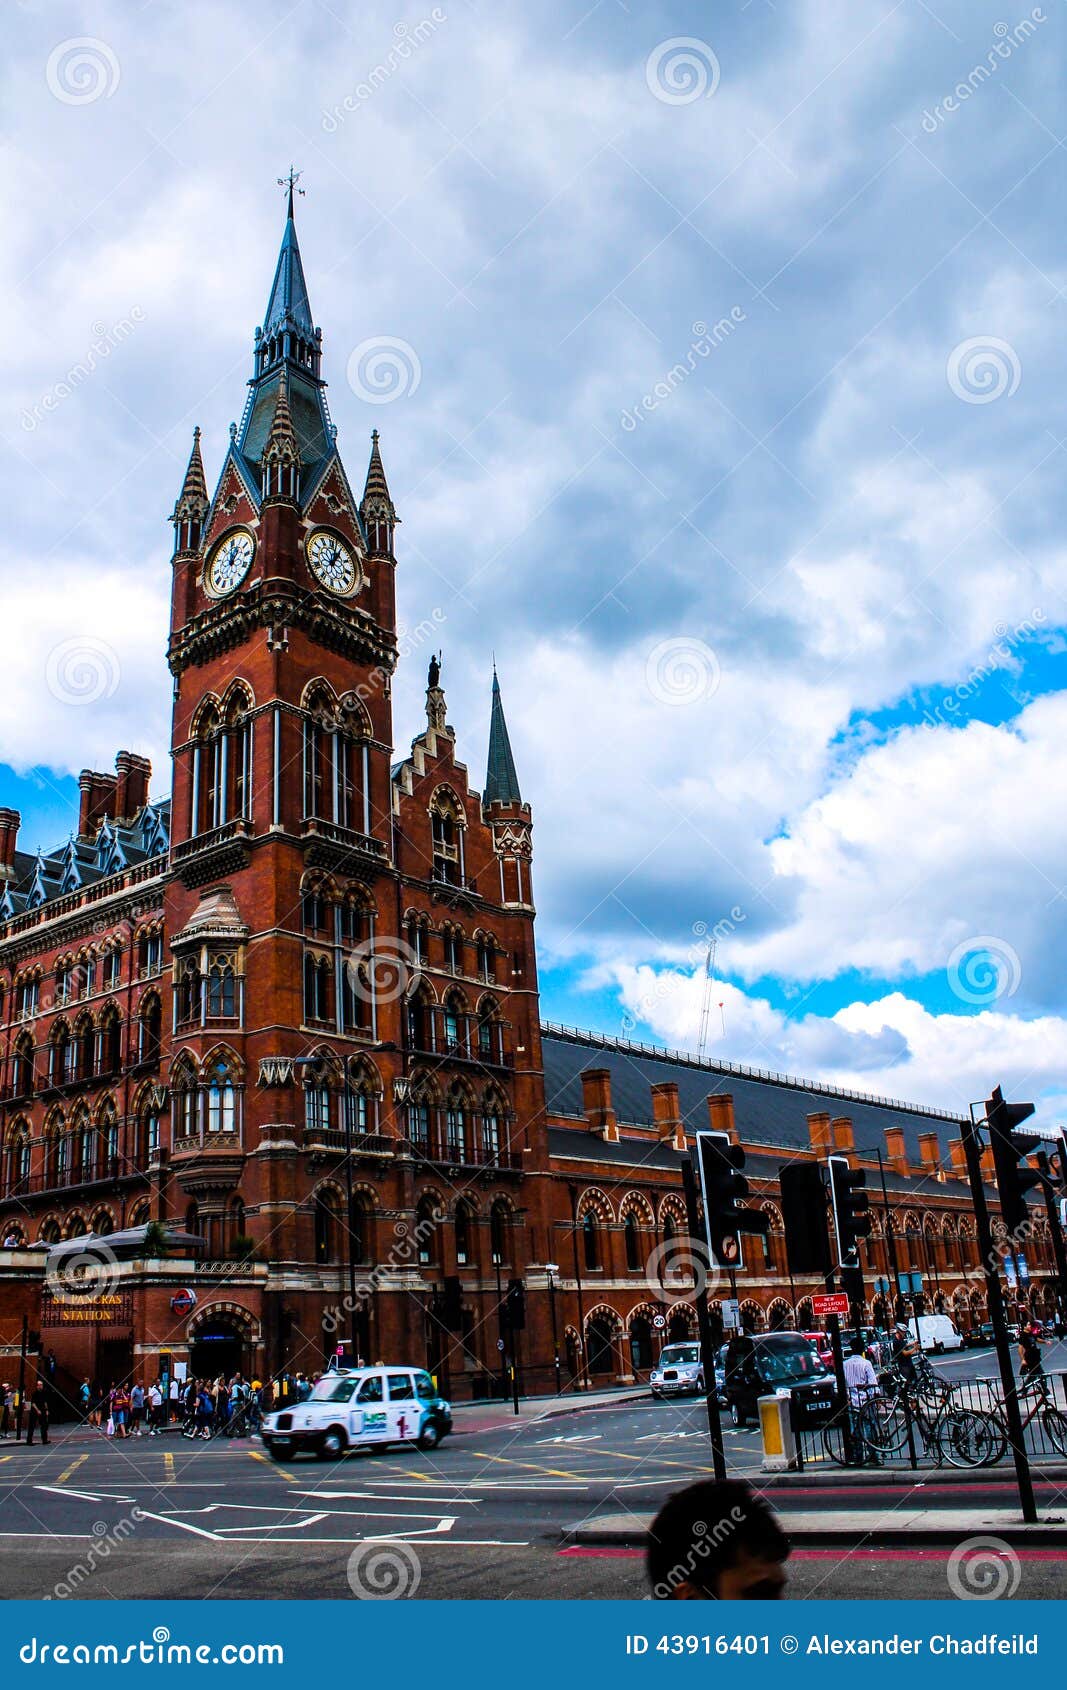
(0, 801, 170, 922)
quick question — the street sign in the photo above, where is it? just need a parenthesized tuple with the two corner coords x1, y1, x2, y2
(496, 1339, 505, 1351)
(652, 1314, 666, 1329)
(812, 1292, 849, 1318)
(722, 1298, 740, 1330)
(170, 1288, 196, 1316)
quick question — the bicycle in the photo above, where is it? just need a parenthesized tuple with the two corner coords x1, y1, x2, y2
(822, 1373, 999, 1468)
(973, 1371, 1067, 1463)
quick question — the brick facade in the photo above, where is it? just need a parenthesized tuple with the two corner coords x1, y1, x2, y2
(0, 201, 1054, 1403)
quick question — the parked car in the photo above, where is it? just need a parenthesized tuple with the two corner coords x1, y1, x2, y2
(963, 1323, 996, 1349)
(722, 1333, 837, 1428)
(260, 1365, 452, 1462)
(649, 1343, 704, 1399)
(798, 1329, 834, 1369)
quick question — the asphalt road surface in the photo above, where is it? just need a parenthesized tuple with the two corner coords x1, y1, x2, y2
(1, 1344, 1063, 1601)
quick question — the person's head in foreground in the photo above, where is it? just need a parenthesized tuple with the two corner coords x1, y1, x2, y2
(647, 1479, 790, 1600)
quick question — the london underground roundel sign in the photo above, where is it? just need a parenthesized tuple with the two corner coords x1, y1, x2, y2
(171, 1288, 197, 1316)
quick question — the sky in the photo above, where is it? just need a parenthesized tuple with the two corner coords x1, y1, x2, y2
(2, 0, 1065, 1129)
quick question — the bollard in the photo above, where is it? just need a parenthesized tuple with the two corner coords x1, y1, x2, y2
(759, 1393, 797, 1472)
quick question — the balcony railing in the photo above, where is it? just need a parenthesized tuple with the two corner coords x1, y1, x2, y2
(0, 1158, 144, 1201)
(402, 1134, 521, 1172)
(172, 818, 251, 862)
(302, 1127, 394, 1156)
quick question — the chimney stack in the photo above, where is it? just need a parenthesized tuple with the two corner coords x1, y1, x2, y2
(78, 769, 119, 841)
(948, 1137, 967, 1177)
(707, 1092, 738, 1143)
(651, 1082, 686, 1152)
(580, 1068, 618, 1142)
(115, 751, 151, 824)
(0, 809, 20, 880)
(831, 1115, 855, 1152)
(917, 1131, 941, 1170)
(883, 1126, 908, 1173)
(807, 1111, 832, 1152)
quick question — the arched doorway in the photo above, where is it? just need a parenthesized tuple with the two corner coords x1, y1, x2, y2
(188, 1307, 256, 1381)
(586, 1314, 615, 1376)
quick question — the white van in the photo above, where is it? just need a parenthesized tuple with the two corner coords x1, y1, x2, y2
(260, 1366, 452, 1462)
(908, 1314, 962, 1353)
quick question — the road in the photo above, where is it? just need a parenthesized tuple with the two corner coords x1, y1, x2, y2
(1, 1343, 1064, 1600)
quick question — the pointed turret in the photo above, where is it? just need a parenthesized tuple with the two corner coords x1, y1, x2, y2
(171, 427, 210, 554)
(262, 186, 315, 352)
(360, 429, 399, 556)
(485, 668, 522, 806)
(261, 371, 301, 503)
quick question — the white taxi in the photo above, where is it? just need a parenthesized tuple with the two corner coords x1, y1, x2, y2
(261, 1366, 453, 1462)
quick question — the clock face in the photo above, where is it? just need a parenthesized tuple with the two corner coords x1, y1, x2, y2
(206, 529, 255, 597)
(306, 528, 359, 597)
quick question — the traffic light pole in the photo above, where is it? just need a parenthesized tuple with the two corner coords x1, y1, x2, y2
(682, 1157, 727, 1483)
(1036, 1147, 1067, 1331)
(962, 1108, 1037, 1523)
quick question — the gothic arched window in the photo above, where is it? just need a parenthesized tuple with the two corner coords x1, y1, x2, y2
(138, 994, 162, 1065)
(582, 1211, 600, 1272)
(11, 1032, 34, 1097)
(430, 793, 464, 886)
(206, 954, 237, 1019)
(206, 1057, 238, 1135)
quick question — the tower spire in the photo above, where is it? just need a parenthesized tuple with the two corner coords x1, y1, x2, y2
(171, 426, 209, 554)
(360, 429, 399, 555)
(485, 667, 522, 806)
(261, 370, 301, 503)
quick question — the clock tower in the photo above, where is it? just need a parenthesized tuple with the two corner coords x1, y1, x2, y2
(158, 185, 543, 1380)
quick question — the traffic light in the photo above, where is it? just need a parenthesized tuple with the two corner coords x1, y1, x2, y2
(827, 1155, 871, 1270)
(695, 1131, 770, 1269)
(779, 1161, 831, 1276)
(506, 1278, 526, 1331)
(986, 1085, 1040, 1237)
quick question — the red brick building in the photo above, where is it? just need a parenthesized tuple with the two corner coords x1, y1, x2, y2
(0, 196, 1054, 1402)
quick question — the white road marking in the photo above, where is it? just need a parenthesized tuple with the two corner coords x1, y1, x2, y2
(214, 1514, 329, 1534)
(296, 1491, 482, 1505)
(133, 1509, 221, 1540)
(35, 1485, 137, 1504)
(533, 1434, 601, 1445)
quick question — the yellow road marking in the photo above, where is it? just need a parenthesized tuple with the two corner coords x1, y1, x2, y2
(56, 1454, 88, 1486)
(249, 1448, 296, 1482)
(164, 1452, 175, 1485)
(0, 1454, 12, 1464)
(468, 1450, 584, 1480)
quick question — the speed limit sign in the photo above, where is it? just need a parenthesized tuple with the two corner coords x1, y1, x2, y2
(652, 1314, 666, 1329)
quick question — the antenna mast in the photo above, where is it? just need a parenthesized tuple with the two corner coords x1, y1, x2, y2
(697, 938, 717, 1060)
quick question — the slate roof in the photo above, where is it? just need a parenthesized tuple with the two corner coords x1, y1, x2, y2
(0, 801, 170, 921)
(541, 1024, 967, 1168)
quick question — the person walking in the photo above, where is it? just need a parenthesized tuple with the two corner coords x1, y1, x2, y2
(196, 1381, 214, 1439)
(130, 1381, 145, 1437)
(147, 1380, 163, 1435)
(78, 1377, 91, 1423)
(25, 1381, 50, 1446)
(843, 1337, 881, 1463)
(1019, 1325, 1045, 1383)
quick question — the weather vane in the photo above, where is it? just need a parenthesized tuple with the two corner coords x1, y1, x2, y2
(277, 166, 305, 201)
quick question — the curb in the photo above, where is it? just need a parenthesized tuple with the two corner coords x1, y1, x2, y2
(760, 1465, 1067, 1488)
(562, 1514, 1067, 1550)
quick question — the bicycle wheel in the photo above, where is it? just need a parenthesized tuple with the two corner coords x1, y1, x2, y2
(937, 1409, 1005, 1468)
(863, 1400, 909, 1455)
(821, 1412, 865, 1467)
(1041, 1408, 1067, 1458)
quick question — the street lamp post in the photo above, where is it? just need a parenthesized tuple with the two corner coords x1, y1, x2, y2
(545, 1263, 561, 1395)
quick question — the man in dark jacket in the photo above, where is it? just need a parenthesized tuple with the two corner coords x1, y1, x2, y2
(25, 1381, 49, 1446)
